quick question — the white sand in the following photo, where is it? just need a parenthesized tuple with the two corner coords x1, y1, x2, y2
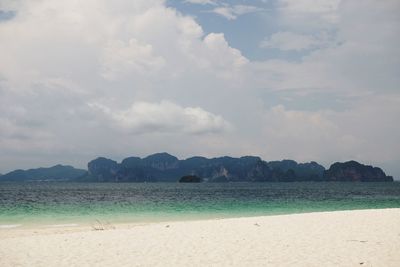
(1, 209, 399, 267)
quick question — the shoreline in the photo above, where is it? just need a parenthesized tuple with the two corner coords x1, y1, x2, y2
(1, 208, 400, 266)
(1, 206, 400, 231)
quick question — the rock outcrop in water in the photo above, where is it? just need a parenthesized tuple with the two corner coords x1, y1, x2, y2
(179, 175, 202, 183)
(323, 161, 393, 182)
(0, 165, 86, 182)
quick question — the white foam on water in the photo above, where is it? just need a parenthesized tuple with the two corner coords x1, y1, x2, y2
(0, 224, 22, 229)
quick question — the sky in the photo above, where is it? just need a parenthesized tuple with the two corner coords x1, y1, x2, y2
(0, 0, 399, 178)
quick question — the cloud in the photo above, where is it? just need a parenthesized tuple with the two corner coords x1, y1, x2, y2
(211, 5, 261, 20)
(0, 0, 248, 90)
(252, 0, 400, 93)
(184, 0, 217, 5)
(272, 0, 342, 34)
(101, 39, 165, 80)
(0, 0, 399, 178)
(279, 0, 341, 14)
(260, 94, 400, 169)
(260, 31, 322, 51)
(202, 33, 249, 71)
(279, 0, 341, 24)
(261, 104, 339, 161)
(0, 0, 247, 169)
(88, 100, 231, 135)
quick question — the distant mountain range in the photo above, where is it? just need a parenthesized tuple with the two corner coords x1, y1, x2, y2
(0, 164, 86, 182)
(0, 153, 394, 182)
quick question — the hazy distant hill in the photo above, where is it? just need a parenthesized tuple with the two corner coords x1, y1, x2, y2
(323, 161, 393, 182)
(1, 154, 393, 182)
(268, 160, 326, 181)
(0, 165, 86, 182)
(78, 152, 393, 183)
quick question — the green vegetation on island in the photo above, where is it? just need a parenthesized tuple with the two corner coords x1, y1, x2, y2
(0, 165, 86, 182)
(0, 153, 394, 182)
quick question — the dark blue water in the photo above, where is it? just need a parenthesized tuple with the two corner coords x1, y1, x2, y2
(1, 182, 400, 226)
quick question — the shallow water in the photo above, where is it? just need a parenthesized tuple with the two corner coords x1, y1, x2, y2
(1, 182, 400, 226)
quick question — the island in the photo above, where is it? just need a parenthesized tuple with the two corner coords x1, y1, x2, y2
(179, 175, 202, 183)
(0, 152, 394, 182)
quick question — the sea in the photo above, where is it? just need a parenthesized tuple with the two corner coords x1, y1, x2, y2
(1, 182, 400, 228)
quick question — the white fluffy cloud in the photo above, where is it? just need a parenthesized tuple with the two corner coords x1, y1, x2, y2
(0, 0, 399, 178)
(279, 0, 341, 14)
(261, 94, 400, 169)
(184, 0, 217, 5)
(253, 0, 400, 93)
(0, 0, 247, 90)
(211, 5, 261, 20)
(260, 31, 322, 51)
(0, 0, 248, 169)
(89, 100, 231, 134)
(202, 33, 249, 74)
(101, 39, 165, 80)
(279, 0, 341, 24)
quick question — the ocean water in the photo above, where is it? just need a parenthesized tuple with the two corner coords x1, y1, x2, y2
(1, 182, 400, 227)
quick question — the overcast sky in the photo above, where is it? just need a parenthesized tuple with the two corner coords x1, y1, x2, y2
(0, 0, 399, 178)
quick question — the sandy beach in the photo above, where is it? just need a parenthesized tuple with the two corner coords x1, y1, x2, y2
(1, 209, 399, 267)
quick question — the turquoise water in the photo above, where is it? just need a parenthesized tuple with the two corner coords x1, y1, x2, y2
(1, 182, 400, 226)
